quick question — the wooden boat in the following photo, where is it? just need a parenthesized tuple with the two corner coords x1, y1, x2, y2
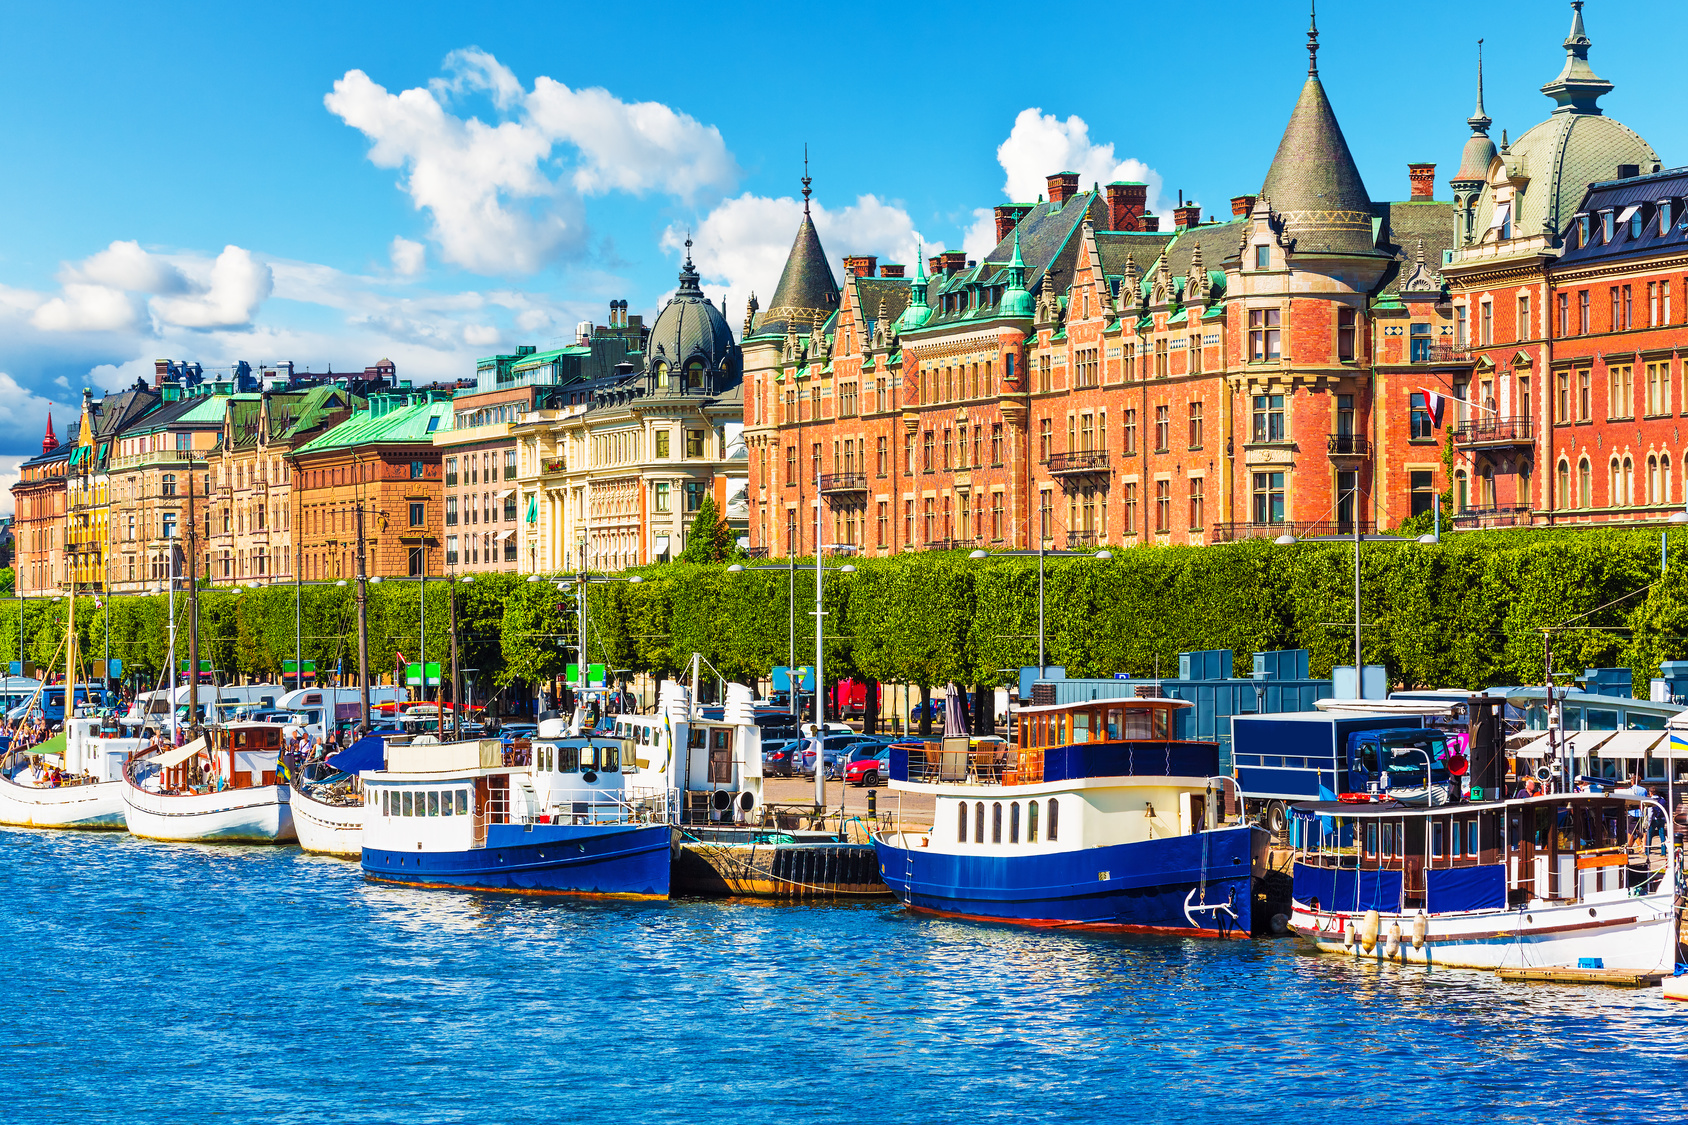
(122, 722, 295, 843)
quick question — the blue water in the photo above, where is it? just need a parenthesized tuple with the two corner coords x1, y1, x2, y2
(5, 829, 1688, 1125)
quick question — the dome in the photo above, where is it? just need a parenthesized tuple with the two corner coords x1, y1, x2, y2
(646, 242, 739, 392)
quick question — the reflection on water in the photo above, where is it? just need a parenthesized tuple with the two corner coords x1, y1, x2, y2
(3, 827, 1687, 1124)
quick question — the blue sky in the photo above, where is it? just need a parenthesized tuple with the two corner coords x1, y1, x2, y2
(2, 0, 1684, 503)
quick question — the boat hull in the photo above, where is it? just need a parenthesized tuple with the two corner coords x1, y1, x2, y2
(873, 824, 1264, 939)
(291, 787, 364, 858)
(121, 781, 296, 843)
(362, 822, 673, 899)
(1290, 889, 1679, 972)
(0, 775, 126, 830)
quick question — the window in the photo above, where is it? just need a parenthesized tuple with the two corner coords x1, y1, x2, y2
(1251, 394, 1286, 443)
(1154, 480, 1171, 533)
(1410, 470, 1435, 518)
(654, 482, 671, 513)
(1254, 244, 1270, 270)
(1609, 365, 1634, 419)
(685, 429, 704, 458)
(655, 430, 670, 459)
(1188, 402, 1204, 449)
(1252, 472, 1285, 524)
(445, 458, 458, 486)
(685, 482, 705, 512)
(1123, 409, 1137, 455)
(1154, 405, 1170, 452)
(1337, 308, 1357, 361)
(411, 461, 425, 481)
(1188, 477, 1204, 532)
(1248, 308, 1281, 360)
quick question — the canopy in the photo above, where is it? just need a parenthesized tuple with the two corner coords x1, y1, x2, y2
(327, 734, 385, 775)
(23, 732, 67, 758)
(153, 737, 208, 769)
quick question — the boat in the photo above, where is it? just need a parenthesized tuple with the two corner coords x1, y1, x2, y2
(121, 721, 296, 843)
(0, 716, 143, 829)
(290, 733, 386, 858)
(1285, 694, 1682, 972)
(873, 695, 1269, 937)
(360, 729, 672, 898)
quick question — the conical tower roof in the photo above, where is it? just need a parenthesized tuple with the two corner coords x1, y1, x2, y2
(756, 155, 839, 336)
(1258, 8, 1377, 257)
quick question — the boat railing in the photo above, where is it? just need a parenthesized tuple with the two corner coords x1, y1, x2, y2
(483, 786, 674, 828)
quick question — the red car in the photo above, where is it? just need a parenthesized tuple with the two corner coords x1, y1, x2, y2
(845, 747, 891, 787)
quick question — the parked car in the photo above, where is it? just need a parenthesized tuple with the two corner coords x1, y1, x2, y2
(845, 747, 891, 787)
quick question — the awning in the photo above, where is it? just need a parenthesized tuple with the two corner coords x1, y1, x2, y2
(1616, 203, 1642, 225)
(495, 528, 515, 542)
(327, 734, 384, 775)
(153, 737, 208, 769)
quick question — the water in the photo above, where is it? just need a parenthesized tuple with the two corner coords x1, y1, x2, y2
(5, 829, 1687, 1125)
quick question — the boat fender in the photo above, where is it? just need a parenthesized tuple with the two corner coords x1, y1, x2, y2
(1359, 909, 1380, 954)
(1412, 910, 1428, 950)
(1385, 920, 1401, 960)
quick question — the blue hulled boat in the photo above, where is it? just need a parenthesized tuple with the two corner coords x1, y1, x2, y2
(873, 697, 1268, 938)
(361, 728, 674, 899)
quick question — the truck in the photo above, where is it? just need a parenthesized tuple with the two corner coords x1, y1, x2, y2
(1230, 711, 1435, 834)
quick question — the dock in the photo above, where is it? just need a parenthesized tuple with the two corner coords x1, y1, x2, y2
(1494, 966, 1668, 988)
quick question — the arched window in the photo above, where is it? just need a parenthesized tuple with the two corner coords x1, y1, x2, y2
(991, 802, 1003, 844)
(1010, 802, 1021, 844)
(1027, 799, 1039, 843)
(1046, 798, 1059, 841)
(958, 802, 968, 843)
(1578, 458, 1593, 507)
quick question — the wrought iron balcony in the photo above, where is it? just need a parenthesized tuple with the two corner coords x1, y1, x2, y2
(1326, 433, 1370, 456)
(1047, 449, 1110, 475)
(819, 473, 869, 494)
(1451, 504, 1532, 530)
(1453, 417, 1534, 446)
(1211, 520, 1377, 543)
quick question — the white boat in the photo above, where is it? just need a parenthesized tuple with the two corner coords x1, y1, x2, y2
(0, 716, 142, 830)
(122, 721, 295, 843)
(290, 735, 387, 858)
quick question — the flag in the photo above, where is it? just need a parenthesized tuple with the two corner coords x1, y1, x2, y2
(1417, 387, 1445, 424)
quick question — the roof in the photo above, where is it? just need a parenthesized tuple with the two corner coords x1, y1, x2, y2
(1557, 166, 1688, 270)
(1259, 74, 1378, 257)
(755, 201, 839, 338)
(293, 396, 452, 455)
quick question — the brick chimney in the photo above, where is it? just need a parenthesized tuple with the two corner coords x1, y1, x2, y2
(939, 251, 967, 276)
(1408, 163, 1436, 202)
(1174, 204, 1201, 230)
(1141, 212, 1160, 233)
(1230, 194, 1258, 218)
(1106, 182, 1148, 231)
(1047, 171, 1079, 207)
(994, 203, 1033, 242)
(879, 263, 906, 278)
(843, 255, 878, 278)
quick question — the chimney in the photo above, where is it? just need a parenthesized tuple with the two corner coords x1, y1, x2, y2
(1408, 163, 1436, 202)
(1047, 171, 1080, 207)
(994, 203, 1033, 241)
(1174, 204, 1201, 230)
(1106, 182, 1148, 232)
(879, 263, 906, 278)
(842, 255, 878, 278)
(1230, 194, 1259, 218)
(1141, 212, 1160, 233)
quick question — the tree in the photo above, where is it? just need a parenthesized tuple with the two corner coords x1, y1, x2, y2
(679, 494, 728, 563)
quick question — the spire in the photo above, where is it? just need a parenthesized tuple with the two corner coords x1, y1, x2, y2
(1541, 1, 1612, 115)
(42, 411, 57, 455)
(1306, 0, 1319, 76)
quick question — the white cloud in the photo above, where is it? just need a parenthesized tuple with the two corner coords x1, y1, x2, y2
(668, 193, 941, 328)
(390, 236, 426, 277)
(326, 49, 737, 276)
(151, 245, 273, 329)
(994, 108, 1165, 217)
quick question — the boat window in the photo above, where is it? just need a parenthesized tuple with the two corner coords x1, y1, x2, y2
(402, 791, 413, 817)
(1105, 708, 1122, 741)
(958, 802, 969, 843)
(1046, 798, 1058, 841)
(428, 792, 440, 816)
(1432, 821, 1445, 858)
(1153, 708, 1169, 740)
(581, 745, 599, 771)
(1466, 819, 1479, 857)
(1010, 802, 1020, 843)
(559, 745, 578, 772)
(1072, 711, 1090, 744)
(1027, 799, 1039, 842)
(1364, 822, 1377, 857)
(1585, 708, 1619, 731)
(975, 802, 985, 843)
(992, 802, 1003, 844)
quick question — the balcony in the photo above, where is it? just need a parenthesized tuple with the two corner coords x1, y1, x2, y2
(819, 473, 869, 494)
(1326, 434, 1370, 457)
(1211, 520, 1377, 543)
(1047, 450, 1110, 476)
(1451, 504, 1532, 530)
(1453, 417, 1534, 446)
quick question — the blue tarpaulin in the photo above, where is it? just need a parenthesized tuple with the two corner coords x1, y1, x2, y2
(326, 735, 384, 775)
(1425, 864, 1506, 913)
